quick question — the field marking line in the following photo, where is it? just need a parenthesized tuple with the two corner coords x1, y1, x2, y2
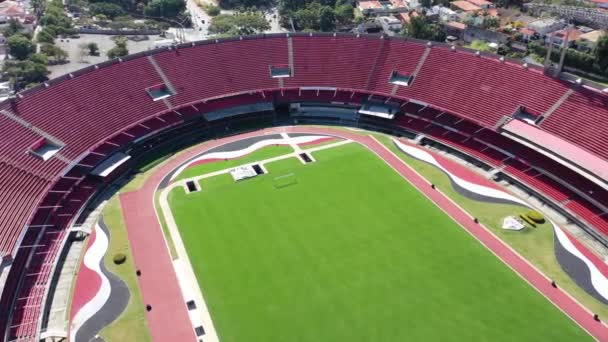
(366, 134, 605, 340)
(280, 132, 304, 154)
(154, 134, 354, 342)
(158, 189, 220, 342)
(171, 139, 353, 188)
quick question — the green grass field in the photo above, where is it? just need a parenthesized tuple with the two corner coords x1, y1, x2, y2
(167, 143, 590, 341)
(174, 145, 293, 181)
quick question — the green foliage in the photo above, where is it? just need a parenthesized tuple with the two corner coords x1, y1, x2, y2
(41, 0, 73, 30)
(209, 12, 270, 36)
(29, 53, 49, 65)
(87, 42, 100, 56)
(294, 2, 334, 31)
(203, 4, 221, 16)
(594, 33, 608, 75)
(528, 41, 606, 76)
(40, 44, 69, 63)
(3, 58, 50, 90)
(519, 214, 537, 227)
(37, 27, 57, 44)
(8, 34, 35, 60)
(469, 39, 492, 51)
(334, 3, 354, 25)
(482, 16, 499, 29)
(144, 0, 185, 19)
(402, 15, 445, 42)
(526, 211, 545, 224)
(89, 2, 125, 19)
(107, 35, 129, 59)
(113, 253, 127, 265)
(3, 18, 24, 38)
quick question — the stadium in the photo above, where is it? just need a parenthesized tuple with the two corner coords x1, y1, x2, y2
(0, 33, 608, 341)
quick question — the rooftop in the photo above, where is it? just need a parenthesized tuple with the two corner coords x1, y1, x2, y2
(466, 0, 493, 6)
(503, 119, 608, 187)
(358, 0, 383, 10)
(451, 0, 482, 12)
(445, 21, 467, 30)
(549, 28, 582, 41)
(520, 28, 536, 36)
(390, 0, 408, 7)
(579, 30, 604, 43)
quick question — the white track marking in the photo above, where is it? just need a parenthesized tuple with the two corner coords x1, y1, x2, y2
(70, 224, 111, 341)
(170, 135, 329, 181)
(393, 139, 529, 206)
(370, 135, 604, 338)
(554, 224, 608, 301)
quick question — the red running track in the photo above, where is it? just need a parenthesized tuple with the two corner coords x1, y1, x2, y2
(120, 126, 608, 341)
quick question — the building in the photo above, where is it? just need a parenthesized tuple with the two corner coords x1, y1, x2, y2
(451, 0, 482, 12)
(357, 0, 383, 15)
(0, 1, 27, 24)
(431, 5, 458, 22)
(376, 15, 403, 35)
(545, 27, 582, 48)
(466, 0, 495, 9)
(397, 10, 420, 24)
(519, 28, 537, 42)
(588, 0, 608, 9)
(444, 21, 467, 39)
(527, 18, 565, 36)
(357, 0, 409, 15)
(577, 30, 605, 51)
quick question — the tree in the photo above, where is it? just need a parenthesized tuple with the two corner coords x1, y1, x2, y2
(37, 27, 57, 44)
(402, 15, 445, 42)
(89, 3, 125, 19)
(144, 0, 186, 18)
(7, 34, 35, 60)
(420, 0, 432, 8)
(40, 44, 69, 63)
(594, 34, 608, 75)
(319, 6, 335, 31)
(107, 36, 129, 59)
(3, 59, 50, 90)
(209, 12, 269, 36)
(30, 53, 48, 65)
(293, 2, 334, 31)
(3, 18, 24, 38)
(334, 3, 353, 25)
(87, 42, 100, 56)
(482, 16, 499, 29)
(203, 4, 221, 16)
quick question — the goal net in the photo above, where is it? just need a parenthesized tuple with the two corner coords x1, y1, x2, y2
(273, 173, 297, 189)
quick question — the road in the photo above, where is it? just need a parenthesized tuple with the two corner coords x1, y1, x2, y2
(186, 0, 213, 40)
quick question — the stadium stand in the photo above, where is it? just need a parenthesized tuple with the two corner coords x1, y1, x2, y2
(1, 33, 608, 341)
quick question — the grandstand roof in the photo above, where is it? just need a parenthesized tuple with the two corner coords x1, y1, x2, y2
(503, 119, 608, 185)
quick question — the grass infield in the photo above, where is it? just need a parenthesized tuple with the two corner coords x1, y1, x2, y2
(168, 143, 590, 341)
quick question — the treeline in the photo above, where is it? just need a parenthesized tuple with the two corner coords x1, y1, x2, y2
(529, 37, 608, 77)
(214, 0, 355, 32)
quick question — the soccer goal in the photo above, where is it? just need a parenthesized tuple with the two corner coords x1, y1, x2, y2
(273, 173, 298, 189)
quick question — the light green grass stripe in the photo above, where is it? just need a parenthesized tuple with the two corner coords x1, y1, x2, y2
(169, 143, 591, 342)
(174, 145, 294, 181)
(374, 133, 608, 319)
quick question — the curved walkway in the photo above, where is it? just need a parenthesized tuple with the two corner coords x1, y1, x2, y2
(120, 126, 608, 341)
(70, 218, 130, 342)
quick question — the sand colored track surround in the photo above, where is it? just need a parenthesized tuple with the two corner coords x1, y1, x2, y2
(119, 127, 608, 341)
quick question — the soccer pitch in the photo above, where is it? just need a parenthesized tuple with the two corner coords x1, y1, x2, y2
(167, 143, 591, 341)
